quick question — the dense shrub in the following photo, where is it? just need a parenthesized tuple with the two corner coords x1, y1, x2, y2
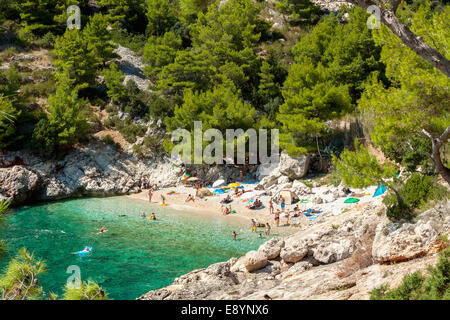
(370, 246, 450, 300)
(383, 173, 448, 221)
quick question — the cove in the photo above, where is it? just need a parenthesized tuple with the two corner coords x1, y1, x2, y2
(0, 196, 281, 300)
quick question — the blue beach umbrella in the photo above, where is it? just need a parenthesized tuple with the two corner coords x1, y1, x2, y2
(373, 185, 387, 197)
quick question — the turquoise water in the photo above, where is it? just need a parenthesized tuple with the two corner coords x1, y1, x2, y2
(1, 197, 283, 300)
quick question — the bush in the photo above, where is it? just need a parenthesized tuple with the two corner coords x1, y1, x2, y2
(383, 173, 448, 221)
(102, 134, 114, 145)
(370, 246, 450, 300)
(36, 32, 55, 48)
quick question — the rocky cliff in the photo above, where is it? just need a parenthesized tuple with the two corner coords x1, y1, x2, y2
(0, 142, 183, 206)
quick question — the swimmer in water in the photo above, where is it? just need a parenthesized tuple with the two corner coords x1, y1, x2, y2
(96, 226, 108, 235)
(141, 212, 146, 218)
(232, 231, 237, 240)
(73, 247, 92, 255)
(151, 212, 156, 220)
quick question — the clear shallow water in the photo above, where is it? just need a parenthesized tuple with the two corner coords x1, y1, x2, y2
(1, 197, 283, 300)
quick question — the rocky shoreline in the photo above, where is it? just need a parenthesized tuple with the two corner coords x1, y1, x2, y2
(0, 142, 184, 206)
(2, 143, 449, 301)
(139, 200, 449, 300)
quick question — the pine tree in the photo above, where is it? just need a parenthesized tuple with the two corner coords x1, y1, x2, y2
(104, 62, 127, 104)
(84, 13, 117, 67)
(145, 0, 178, 36)
(62, 280, 109, 300)
(53, 29, 98, 87)
(0, 248, 46, 300)
(32, 73, 89, 154)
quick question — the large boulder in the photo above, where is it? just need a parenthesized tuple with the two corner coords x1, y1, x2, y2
(258, 237, 285, 260)
(243, 250, 268, 272)
(372, 201, 450, 263)
(280, 240, 309, 263)
(312, 240, 353, 264)
(0, 166, 42, 205)
(278, 152, 310, 180)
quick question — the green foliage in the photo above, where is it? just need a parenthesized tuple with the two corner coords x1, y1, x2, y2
(104, 62, 127, 104)
(54, 29, 98, 88)
(143, 31, 182, 80)
(332, 139, 397, 189)
(32, 73, 89, 155)
(165, 84, 257, 132)
(371, 247, 450, 300)
(97, 0, 147, 33)
(0, 248, 46, 300)
(358, 3, 450, 167)
(157, 49, 216, 95)
(383, 173, 449, 214)
(102, 134, 115, 145)
(110, 29, 148, 54)
(275, 0, 323, 26)
(62, 280, 108, 300)
(276, 8, 384, 156)
(84, 13, 117, 66)
(0, 199, 11, 257)
(17, 0, 87, 35)
(0, 95, 22, 149)
(145, 0, 178, 36)
(0, 64, 21, 96)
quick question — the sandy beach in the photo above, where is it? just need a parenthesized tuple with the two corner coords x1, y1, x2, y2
(127, 182, 385, 234)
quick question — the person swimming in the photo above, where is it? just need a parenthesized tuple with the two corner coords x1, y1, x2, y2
(151, 212, 156, 220)
(232, 231, 237, 240)
(96, 226, 108, 235)
(141, 212, 146, 218)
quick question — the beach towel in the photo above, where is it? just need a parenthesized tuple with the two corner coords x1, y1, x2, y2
(344, 197, 360, 203)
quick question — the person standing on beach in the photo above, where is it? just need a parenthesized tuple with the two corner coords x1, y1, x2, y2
(274, 210, 280, 227)
(161, 195, 166, 205)
(280, 196, 285, 213)
(265, 223, 271, 236)
(269, 198, 274, 214)
(148, 189, 153, 202)
(251, 219, 257, 232)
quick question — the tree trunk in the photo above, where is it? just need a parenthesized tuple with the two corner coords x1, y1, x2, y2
(344, 0, 450, 77)
(423, 126, 450, 185)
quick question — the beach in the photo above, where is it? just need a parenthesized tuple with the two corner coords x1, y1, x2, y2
(127, 182, 385, 234)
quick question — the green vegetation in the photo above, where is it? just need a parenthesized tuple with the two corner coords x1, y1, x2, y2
(370, 246, 450, 300)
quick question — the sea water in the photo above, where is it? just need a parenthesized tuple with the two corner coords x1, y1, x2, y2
(1, 196, 284, 300)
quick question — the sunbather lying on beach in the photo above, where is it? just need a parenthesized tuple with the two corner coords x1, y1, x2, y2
(185, 194, 195, 202)
(221, 195, 233, 204)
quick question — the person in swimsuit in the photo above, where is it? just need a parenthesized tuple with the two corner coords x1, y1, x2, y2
(96, 226, 107, 235)
(265, 223, 271, 236)
(274, 210, 280, 227)
(232, 231, 237, 240)
(148, 189, 153, 202)
(151, 212, 156, 220)
(141, 212, 146, 218)
(269, 198, 274, 214)
(251, 219, 257, 232)
(280, 196, 285, 212)
(161, 195, 166, 205)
